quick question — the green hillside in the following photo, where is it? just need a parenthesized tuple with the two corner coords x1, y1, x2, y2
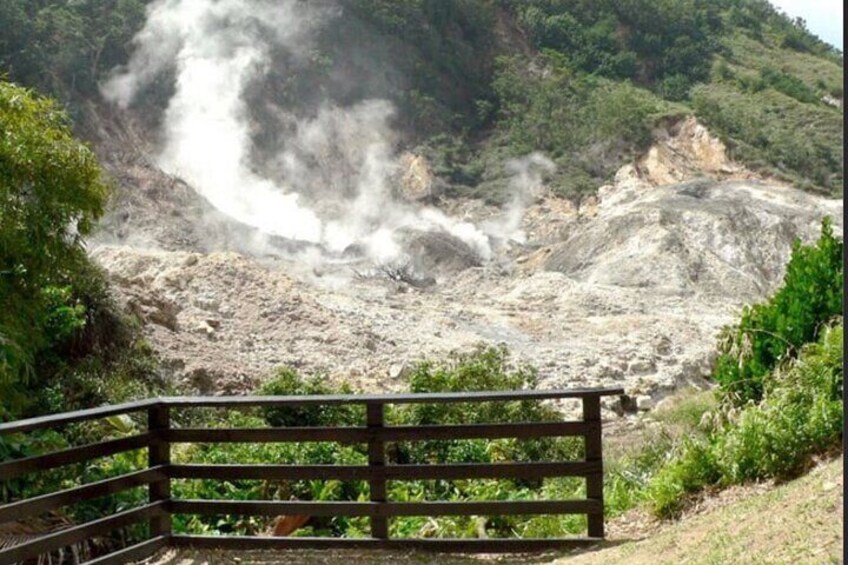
(1, 1, 842, 198)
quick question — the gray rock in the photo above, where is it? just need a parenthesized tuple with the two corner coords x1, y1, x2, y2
(636, 395, 655, 411)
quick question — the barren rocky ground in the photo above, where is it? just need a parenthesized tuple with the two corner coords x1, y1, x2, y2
(90, 115, 842, 417)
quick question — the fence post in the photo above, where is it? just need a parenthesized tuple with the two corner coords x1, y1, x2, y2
(367, 403, 388, 539)
(583, 395, 604, 538)
(148, 402, 172, 539)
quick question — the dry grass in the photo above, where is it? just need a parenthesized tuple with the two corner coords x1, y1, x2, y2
(564, 456, 843, 564)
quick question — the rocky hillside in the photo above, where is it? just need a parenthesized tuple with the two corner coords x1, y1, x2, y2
(2, 1, 844, 199)
(1, 0, 842, 411)
(90, 115, 841, 415)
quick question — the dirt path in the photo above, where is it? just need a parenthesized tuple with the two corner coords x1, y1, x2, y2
(147, 547, 571, 565)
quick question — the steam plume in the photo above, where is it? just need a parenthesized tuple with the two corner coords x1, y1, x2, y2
(484, 153, 557, 245)
(102, 0, 552, 266)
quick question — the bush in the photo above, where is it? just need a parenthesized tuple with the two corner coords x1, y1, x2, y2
(647, 439, 721, 518)
(759, 67, 820, 104)
(649, 323, 843, 518)
(0, 81, 165, 422)
(179, 347, 590, 538)
(716, 324, 843, 481)
(713, 218, 842, 404)
(391, 345, 581, 470)
(0, 81, 115, 417)
(173, 410, 369, 537)
(660, 73, 692, 101)
(259, 368, 363, 428)
(0, 1, 148, 98)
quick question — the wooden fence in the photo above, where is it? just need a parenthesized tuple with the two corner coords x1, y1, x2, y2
(0, 388, 622, 564)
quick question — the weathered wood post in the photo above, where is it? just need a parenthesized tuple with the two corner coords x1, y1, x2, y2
(583, 395, 604, 538)
(148, 402, 172, 538)
(367, 403, 388, 539)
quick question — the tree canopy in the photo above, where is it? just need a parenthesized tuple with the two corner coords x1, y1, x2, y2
(0, 81, 109, 407)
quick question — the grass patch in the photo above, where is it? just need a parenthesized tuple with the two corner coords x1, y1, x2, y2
(567, 457, 843, 564)
(651, 389, 717, 432)
(691, 84, 843, 195)
(724, 34, 844, 99)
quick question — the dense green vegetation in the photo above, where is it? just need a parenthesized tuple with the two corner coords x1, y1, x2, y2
(0, 0, 146, 101)
(691, 83, 843, 193)
(0, 0, 842, 200)
(0, 81, 162, 421)
(0, 81, 159, 554)
(648, 322, 843, 518)
(174, 347, 589, 538)
(643, 219, 843, 517)
(713, 218, 843, 404)
(341, 0, 842, 199)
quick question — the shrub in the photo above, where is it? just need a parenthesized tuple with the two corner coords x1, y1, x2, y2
(181, 348, 589, 538)
(258, 368, 363, 428)
(716, 324, 843, 482)
(759, 67, 820, 104)
(661, 73, 692, 101)
(173, 410, 369, 537)
(648, 323, 843, 518)
(713, 218, 842, 404)
(392, 345, 582, 471)
(647, 439, 721, 518)
(0, 81, 106, 383)
(0, 82, 160, 419)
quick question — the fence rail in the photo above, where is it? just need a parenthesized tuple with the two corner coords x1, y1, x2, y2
(0, 388, 622, 564)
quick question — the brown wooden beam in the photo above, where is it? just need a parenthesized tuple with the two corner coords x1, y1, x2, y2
(583, 396, 604, 538)
(170, 534, 602, 553)
(169, 461, 601, 481)
(367, 404, 388, 539)
(83, 535, 168, 565)
(170, 499, 602, 517)
(0, 399, 158, 435)
(148, 405, 172, 539)
(0, 467, 166, 524)
(164, 421, 589, 444)
(0, 433, 153, 481)
(0, 502, 166, 564)
(160, 388, 624, 408)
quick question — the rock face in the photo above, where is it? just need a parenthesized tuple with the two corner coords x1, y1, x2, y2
(397, 153, 444, 202)
(545, 178, 840, 299)
(92, 179, 840, 414)
(396, 229, 482, 277)
(633, 116, 754, 186)
(86, 102, 314, 258)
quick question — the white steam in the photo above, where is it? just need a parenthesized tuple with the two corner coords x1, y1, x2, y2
(103, 0, 327, 241)
(483, 153, 557, 245)
(102, 0, 553, 265)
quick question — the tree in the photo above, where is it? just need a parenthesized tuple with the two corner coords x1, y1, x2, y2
(0, 81, 109, 406)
